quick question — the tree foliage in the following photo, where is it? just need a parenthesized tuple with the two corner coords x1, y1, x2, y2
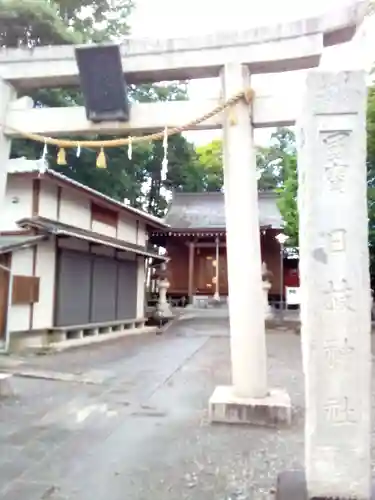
(257, 128, 296, 190)
(277, 154, 298, 246)
(195, 140, 223, 192)
(2, 0, 203, 217)
(190, 135, 292, 193)
(265, 128, 298, 246)
(0, 0, 80, 46)
(0, 0, 133, 46)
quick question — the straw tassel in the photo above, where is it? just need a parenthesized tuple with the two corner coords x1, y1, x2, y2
(161, 127, 168, 181)
(244, 87, 255, 104)
(57, 147, 67, 165)
(41, 142, 48, 162)
(229, 106, 237, 126)
(96, 148, 107, 169)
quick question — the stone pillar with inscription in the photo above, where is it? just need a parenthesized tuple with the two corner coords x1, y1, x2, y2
(277, 71, 372, 499)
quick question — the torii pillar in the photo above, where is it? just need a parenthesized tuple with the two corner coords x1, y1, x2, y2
(208, 63, 291, 426)
(0, 78, 16, 217)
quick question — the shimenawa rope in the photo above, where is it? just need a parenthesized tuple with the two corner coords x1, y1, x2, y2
(6, 87, 254, 168)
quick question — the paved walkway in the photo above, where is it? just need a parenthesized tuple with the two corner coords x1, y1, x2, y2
(0, 318, 372, 500)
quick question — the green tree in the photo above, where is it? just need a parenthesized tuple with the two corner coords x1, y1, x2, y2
(2, 0, 197, 216)
(277, 154, 298, 246)
(0, 0, 132, 46)
(257, 127, 296, 190)
(192, 137, 286, 192)
(0, 0, 80, 46)
(164, 136, 201, 192)
(260, 128, 299, 245)
(256, 146, 280, 190)
(195, 139, 224, 191)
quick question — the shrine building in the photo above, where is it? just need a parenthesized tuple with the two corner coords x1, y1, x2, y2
(150, 191, 285, 305)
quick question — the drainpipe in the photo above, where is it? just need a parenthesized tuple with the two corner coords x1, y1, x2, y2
(0, 262, 12, 354)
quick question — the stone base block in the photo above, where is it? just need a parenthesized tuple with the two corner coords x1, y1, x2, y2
(265, 307, 274, 321)
(155, 305, 174, 320)
(276, 470, 375, 499)
(208, 385, 291, 427)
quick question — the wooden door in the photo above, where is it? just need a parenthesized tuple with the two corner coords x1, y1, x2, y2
(196, 250, 229, 295)
(196, 254, 215, 293)
(0, 254, 10, 341)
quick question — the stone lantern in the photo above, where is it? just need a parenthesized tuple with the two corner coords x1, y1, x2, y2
(261, 262, 273, 320)
(154, 262, 173, 320)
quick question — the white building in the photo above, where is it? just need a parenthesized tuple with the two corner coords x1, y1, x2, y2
(0, 158, 167, 351)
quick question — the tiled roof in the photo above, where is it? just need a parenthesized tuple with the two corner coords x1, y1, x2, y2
(164, 191, 283, 229)
(17, 216, 166, 261)
(0, 234, 46, 255)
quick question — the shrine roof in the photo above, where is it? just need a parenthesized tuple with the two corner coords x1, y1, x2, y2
(164, 191, 283, 230)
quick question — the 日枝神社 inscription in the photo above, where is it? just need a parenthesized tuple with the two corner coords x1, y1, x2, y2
(323, 396, 358, 425)
(320, 130, 351, 193)
(323, 279, 354, 311)
(323, 338, 354, 368)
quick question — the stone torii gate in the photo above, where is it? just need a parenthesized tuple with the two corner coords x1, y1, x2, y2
(0, 2, 372, 497)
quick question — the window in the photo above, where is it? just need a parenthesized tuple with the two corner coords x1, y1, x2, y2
(91, 203, 118, 228)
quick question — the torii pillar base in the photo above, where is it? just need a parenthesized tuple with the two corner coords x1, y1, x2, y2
(208, 385, 291, 427)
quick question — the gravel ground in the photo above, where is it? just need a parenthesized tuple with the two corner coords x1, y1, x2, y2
(0, 317, 372, 500)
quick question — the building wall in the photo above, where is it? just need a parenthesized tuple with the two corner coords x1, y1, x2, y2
(117, 215, 136, 243)
(7, 238, 146, 333)
(3, 158, 159, 251)
(3, 172, 152, 332)
(55, 184, 92, 230)
(33, 239, 56, 330)
(7, 246, 34, 332)
(7, 239, 57, 332)
(1, 174, 148, 248)
(91, 220, 116, 238)
(38, 179, 147, 246)
(39, 181, 58, 220)
(0, 176, 33, 231)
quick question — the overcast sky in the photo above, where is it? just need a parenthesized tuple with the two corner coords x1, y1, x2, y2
(129, 0, 375, 145)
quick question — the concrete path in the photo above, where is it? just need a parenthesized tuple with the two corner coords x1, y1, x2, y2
(0, 318, 372, 500)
